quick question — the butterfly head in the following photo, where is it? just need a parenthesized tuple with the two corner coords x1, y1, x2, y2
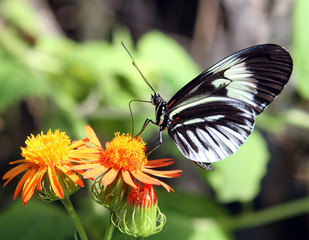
(151, 93, 163, 107)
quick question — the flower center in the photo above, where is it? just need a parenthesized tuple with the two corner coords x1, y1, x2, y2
(104, 133, 147, 171)
(21, 129, 71, 166)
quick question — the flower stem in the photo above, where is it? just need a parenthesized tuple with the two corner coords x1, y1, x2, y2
(61, 197, 88, 240)
(103, 212, 115, 240)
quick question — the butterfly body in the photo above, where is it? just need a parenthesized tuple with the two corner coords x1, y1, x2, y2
(134, 44, 293, 170)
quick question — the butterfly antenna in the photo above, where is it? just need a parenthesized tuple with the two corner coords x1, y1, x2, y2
(128, 99, 152, 136)
(121, 41, 156, 95)
(129, 99, 135, 136)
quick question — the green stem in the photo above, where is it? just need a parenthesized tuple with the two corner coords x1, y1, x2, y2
(61, 198, 88, 240)
(221, 196, 309, 230)
(103, 212, 115, 240)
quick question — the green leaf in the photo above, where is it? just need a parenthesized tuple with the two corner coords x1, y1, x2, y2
(137, 31, 200, 95)
(293, 0, 309, 99)
(205, 131, 269, 203)
(0, 201, 74, 240)
(0, 0, 40, 35)
(0, 49, 47, 112)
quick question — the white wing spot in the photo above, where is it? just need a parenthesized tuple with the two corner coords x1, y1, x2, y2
(211, 78, 231, 88)
(204, 115, 225, 122)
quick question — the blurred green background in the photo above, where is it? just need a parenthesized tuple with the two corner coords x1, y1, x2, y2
(1, 0, 309, 239)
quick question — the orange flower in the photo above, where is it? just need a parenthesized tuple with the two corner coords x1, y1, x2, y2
(71, 125, 182, 192)
(2, 129, 96, 205)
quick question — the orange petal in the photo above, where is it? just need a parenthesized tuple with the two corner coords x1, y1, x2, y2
(132, 171, 173, 192)
(121, 170, 137, 188)
(157, 181, 173, 192)
(142, 168, 182, 178)
(101, 168, 118, 186)
(48, 166, 64, 199)
(13, 168, 36, 201)
(3, 163, 32, 186)
(70, 138, 89, 148)
(83, 165, 109, 179)
(22, 169, 42, 205)
(8, 159, 27, 165)
(71, 163, 102, 171)
(85, 125, 103, 148)
(36, 167, 47, 191)
(131, 171, 161, 185)
(69, 148, 101, 159)
(145, 159, 175, 168)
(68, 159, 97, 164)
(57, 165, 84, 187)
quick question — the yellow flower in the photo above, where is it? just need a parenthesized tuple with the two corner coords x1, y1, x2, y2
(71, 125, 182, 192)
(2, 129, 96, 205)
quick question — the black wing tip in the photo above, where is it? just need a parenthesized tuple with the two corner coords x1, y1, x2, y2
(252, 44, 293, 65)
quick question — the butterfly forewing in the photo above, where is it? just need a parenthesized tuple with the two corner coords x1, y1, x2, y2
(167, 44, 293, 115)
(167, 97, 255, 163)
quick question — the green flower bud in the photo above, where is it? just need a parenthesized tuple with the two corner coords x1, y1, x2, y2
(91, 175, 130, 211)
(112, 183, 166, 238)
(35, 170, 81, 202)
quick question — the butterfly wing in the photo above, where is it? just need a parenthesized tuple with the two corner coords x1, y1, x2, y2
(167, 97, 255, 163)
(166, 44, 292, 164)
(167, 44, 293, 115)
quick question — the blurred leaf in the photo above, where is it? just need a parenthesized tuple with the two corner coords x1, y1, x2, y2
(0, 49, 47, 112)
(293, 0, 309, 99)
(0, 0, 39, 35)
(255, 113, 286, 133)
(158, 190, 228, 218)
(205, 131, 269, 203)
(137, 31, 200, 97)
(282, 109, 309, 130)
(151, 213, 233, 240)
(0, 201, 73, 240)
(150, 191, 233, 240)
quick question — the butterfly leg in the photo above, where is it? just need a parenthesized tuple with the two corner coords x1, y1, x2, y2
(194, 162, 214, 171)
(135, 117, 157, 138)
(145, 130, 163, 156)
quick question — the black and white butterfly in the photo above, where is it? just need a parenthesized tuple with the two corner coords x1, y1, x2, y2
(124, 43, 293, 170)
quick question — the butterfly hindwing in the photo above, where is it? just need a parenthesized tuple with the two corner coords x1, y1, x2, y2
(167, 97, 255, 163)
(166, 44, 293, 115)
